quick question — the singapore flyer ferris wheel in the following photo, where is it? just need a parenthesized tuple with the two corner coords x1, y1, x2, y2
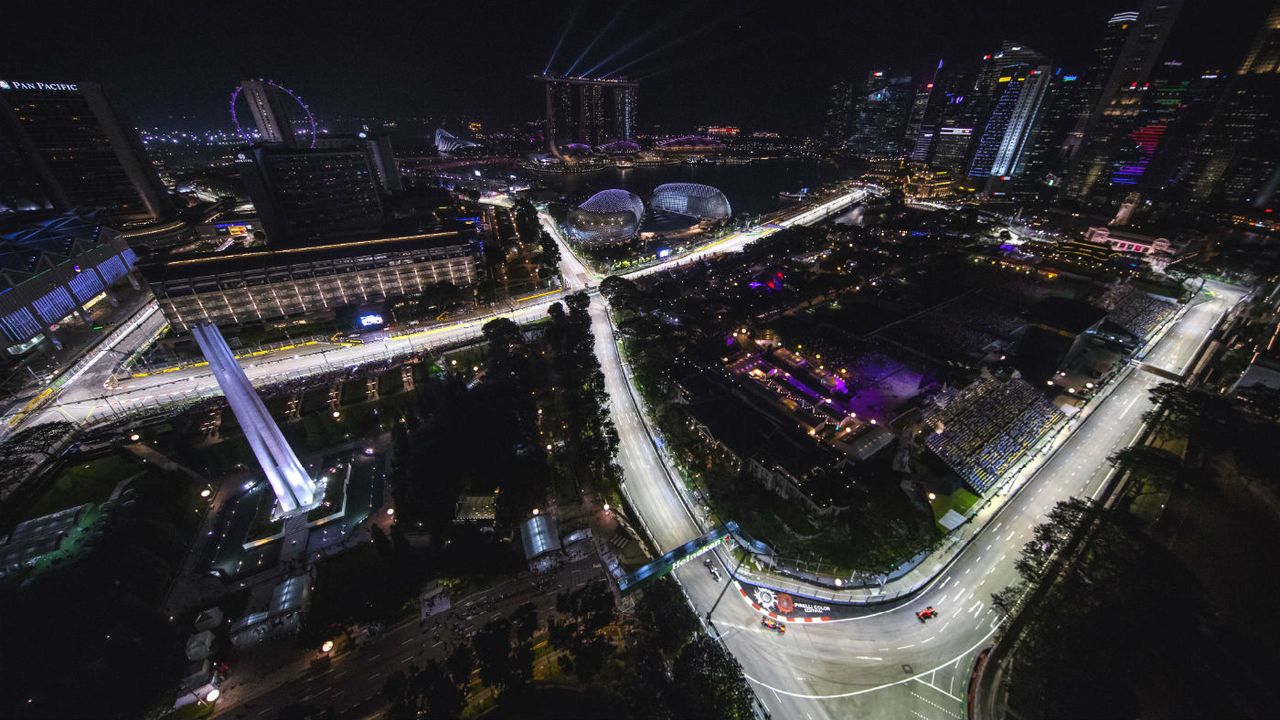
(228, 79, 317, 148)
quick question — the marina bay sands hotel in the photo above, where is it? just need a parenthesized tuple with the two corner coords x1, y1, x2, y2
(531, 74, 638, 151)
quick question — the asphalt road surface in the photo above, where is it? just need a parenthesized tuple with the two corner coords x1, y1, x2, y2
(597, 279, 1243, 720)
(22, 187, 1234, 720)
(23, 188, 865, 433)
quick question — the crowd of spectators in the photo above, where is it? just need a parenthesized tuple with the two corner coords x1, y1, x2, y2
(938, 296, 1027, 338)
(1096, 284, 1178, 341)
(882, 314, 1001, 364)
(924, 376, 1065, 493)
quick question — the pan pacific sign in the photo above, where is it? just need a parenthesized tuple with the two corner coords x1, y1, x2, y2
(0, 80, 80, 92)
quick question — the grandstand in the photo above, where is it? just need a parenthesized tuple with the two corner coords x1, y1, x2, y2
(882, 314, 1001, 364)
(1096, 283, 1178, 341)
(923, 376, 1065, 493)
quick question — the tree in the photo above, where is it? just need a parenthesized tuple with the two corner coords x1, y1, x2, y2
(634, 577, 700, 656)
(507, 640, 535, 695)
(473, 618, 514, 689)
(556, 580, 615, 634)
(512, 601, 538, 644)
(0, 420, 75, 493)
(1013, 497, 1096, 583)
(445, 643, 475, 687)
(572, 635, 613, 684)
(1107, 445, 1190, 495)
(671, 635, 756, 719)
(382, 670, 408, 703)
(419, 660, 465, 720)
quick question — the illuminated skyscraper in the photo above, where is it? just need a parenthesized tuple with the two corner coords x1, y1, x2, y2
(240, 79, 299, 148)
(532, 75, 638, 153)
(1063, 0, 1184, 200)
(1059, 11, 1139, 161)
(968, 65, 1054, 178)
(846, 70, 914, 158)
(1184, 1, 1280, 208)
(822, 80, 855, 148)
(0, 79, 172, 224)
(239, 142, 385, 243)
(903, 61, 947, 163)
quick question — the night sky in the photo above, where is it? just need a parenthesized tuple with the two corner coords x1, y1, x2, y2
(1, 0, 1271, 133)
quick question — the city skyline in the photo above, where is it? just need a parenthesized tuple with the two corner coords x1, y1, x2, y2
(2, 0, 1273, 133)
(1, 3, 1278, 720)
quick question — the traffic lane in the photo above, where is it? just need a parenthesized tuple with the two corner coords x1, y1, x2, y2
(1143, 282, 1244, 375)
(51, 301, 566, 423)
(717, 371, 1169, 706)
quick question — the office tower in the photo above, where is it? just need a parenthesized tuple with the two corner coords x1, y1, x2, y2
(846, 70, 914, 158)
(360, 132, 402, 193)
(317, 132, 402, 194)
(903, 61, 947, 163)
(1185, 1, 1280, 208)
(1141, 69, 1226, 191)
(1021, 69, 1087, 182)
(0, 79, 172, 224)
(532, 75, 638, 153)
(238, 143, 384, 244)
(613, 84, 637, 142)
(1108, 65, 1191, 188)
(968, 65, 1054, 178)
(927, 69, 979, 172)
(1060, 11, 1138, 161)
(965, 43, 1048, 129)
(822, 80, 855, 148)
(1064, 0, 1184, 200)
(239, 79, 300, 147)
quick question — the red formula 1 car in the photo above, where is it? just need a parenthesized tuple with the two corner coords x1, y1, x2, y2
(761, 617, 787, 634)
(916, 606, 939, 622)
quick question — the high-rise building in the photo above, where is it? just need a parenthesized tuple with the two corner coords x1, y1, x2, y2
(358, 132, 402, 193)
(1184, 1, 1280, 208)
(1021, 69, 1087, 183)
(968, 65, 1055, 179)
(239, 79, 300, 148)
(238, 142, 385, 244)
(532, 75, 638, 153)
(846, 70, 914, 158)
(0, 79, 172, 224)
(903, 61, 947, 163)
(1059, 11, 1139, 162)
(822, 80, 855, 148)
(316, 132, 402, 194)
(1063, 0, 1184, 200)
(1107, 64, 1193, 189)
(927, 69, 980, 172)
(965, 44, 1048, 128)
(1140, 69, 1226, 192)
